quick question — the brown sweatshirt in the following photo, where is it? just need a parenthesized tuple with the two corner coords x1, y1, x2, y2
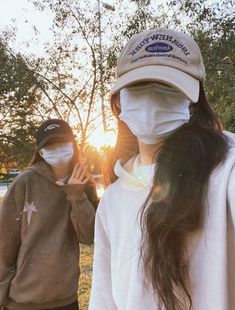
(0, 161, 97, 310)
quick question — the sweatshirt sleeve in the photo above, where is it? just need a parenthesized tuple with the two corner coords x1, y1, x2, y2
(89, 195, 117, 310)
(63, 184, 96, 245)
(0, 180, 24, 306)
(84, 179, 99, 210)
(228, 164, 235, 224)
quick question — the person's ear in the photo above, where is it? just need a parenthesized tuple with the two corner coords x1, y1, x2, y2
(111, 92, 121, 115)
(38, 149, 44, 158)
(116, 95, 121, 109)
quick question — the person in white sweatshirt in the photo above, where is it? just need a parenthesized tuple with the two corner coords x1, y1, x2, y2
(89, 28, 235, 310)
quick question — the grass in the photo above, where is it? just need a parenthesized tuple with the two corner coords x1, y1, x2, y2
(79, 245, 94, 309)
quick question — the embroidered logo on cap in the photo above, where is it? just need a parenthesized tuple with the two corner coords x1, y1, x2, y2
(145, 42, 173, 53)
(44, 124, 60, 132)
(128, 33, 191, 57)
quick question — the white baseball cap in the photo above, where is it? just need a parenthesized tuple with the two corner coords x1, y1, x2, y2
(111, 28, 205, 103)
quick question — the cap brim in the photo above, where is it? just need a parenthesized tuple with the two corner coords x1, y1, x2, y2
(38, 133, 73, 149)
(111, 65, 199, 103)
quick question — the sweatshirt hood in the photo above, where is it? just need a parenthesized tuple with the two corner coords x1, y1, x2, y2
(114, 155, 156, 190)
(27, 161, 57, 184)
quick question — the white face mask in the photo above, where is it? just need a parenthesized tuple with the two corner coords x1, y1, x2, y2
(40, 142, 74, 168)
(119, 83, 190, 144)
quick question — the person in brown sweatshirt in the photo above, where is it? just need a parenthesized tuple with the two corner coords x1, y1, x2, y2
(0, 119, 98, 310)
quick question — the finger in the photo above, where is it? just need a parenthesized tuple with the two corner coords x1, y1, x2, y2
(88, 174, 95, 182)
(85, 171, 91, 181)
(79, 169, 88, 183)
(75, 164, 85, 179)
(71, 163, 80, 178)
(84, 167, 91, 180)
(84, 164, 89, 175)
(80, 158, 86, 165)
(81, 177, 89, 184)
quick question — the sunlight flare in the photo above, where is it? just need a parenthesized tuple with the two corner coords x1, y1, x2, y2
(88, 125, 117, 150)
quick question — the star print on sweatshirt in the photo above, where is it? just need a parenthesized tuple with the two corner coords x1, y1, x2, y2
(23, 201, 38, 225)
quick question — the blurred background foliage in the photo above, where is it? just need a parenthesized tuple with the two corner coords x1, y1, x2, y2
(0, 0, 234, 171)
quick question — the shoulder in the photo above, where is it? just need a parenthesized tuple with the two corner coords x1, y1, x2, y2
(227, 161, 235, 221)
(228, 164, 235, 192)
(223, 130, 235, 147)
(96, 180, 120, 215)
(8, 169, 32, 188)
(3, 171, 29, 203)
(226, 144, 235, 165)
(101, 179, 121, 201)
(9, 169, 36, 189)
(227, 144, 235, 194)
(206, 141, 235, 190)
(15, 169, 35, 181)
(4, 168, 38, 199)
(217, 146, 235, 172)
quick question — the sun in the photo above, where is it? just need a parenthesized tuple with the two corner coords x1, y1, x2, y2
(88, 125, 117, 150)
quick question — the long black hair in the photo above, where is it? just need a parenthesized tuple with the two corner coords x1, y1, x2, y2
(104, 82, 229, 309)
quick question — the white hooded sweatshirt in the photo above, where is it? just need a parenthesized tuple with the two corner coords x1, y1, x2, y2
(89, 133, 235, 310)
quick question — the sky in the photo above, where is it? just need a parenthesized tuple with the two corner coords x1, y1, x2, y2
(0, 0, 224, 57)
(0, 0, 54, 55)
(0, 0, 168, 55)
(0, 0, 122, 55)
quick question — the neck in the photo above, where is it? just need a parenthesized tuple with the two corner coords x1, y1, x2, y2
(51, 165, 70, 179)
(138, 139, 163, 165)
